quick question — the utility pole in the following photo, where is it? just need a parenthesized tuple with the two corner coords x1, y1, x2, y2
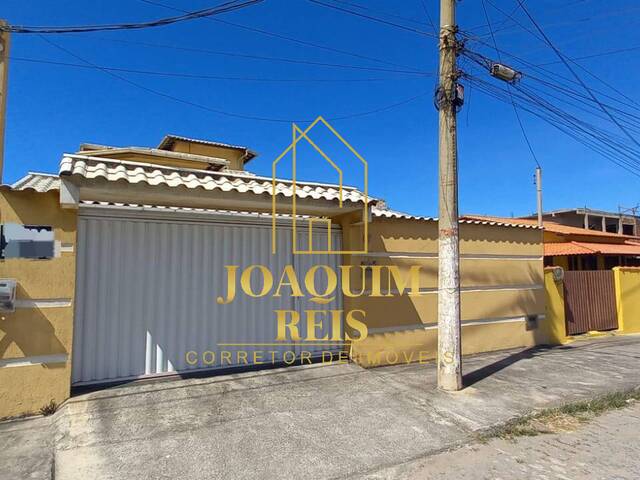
(0, 21, 9, 184)
(437, 0, 462, 391)
(535, 166, 543, 228)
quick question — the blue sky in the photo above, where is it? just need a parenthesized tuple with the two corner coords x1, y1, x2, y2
(3, 0, 640, 217)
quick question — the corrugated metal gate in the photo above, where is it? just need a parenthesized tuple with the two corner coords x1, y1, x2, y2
(72, 206, 343, 385)
(564, 270, 618, 335)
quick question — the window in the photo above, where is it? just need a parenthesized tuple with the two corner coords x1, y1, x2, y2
(604, 222, 619, 233)
(0, 224, 55, 259)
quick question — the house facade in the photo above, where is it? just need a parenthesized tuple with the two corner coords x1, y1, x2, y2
(524, 208, 640, 236)
(1, 134, 552, 418)
(465, 215, 640, 271)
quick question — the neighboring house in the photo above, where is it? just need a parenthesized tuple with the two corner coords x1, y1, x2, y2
(0, 133, 551, 418)
(522, 207, 640, 236)
(464, 215, 640, 270)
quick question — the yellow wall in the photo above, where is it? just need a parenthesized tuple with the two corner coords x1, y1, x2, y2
(0, 189, 76, 418)
(352, 320, 547, 367)
(346, 217, 549, 367)
(614, 267, 640, 334)
(541, 268, 570, 344)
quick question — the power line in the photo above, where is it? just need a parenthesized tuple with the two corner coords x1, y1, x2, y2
(461, 39, 640, 116)
(307, 0, 438, 38)
(2, 0, 264, 34)
(330, 0, 431, 29)
(513, 0, 640, 150)
(37, 35, 429, 124)
(462, 74, 640, 177)
(465, 3, 522, 36)
(138, 0, 425, 73)
(466, 2, 639, 42)
(463, 73, 640, 175)
(11, 55, 431, 83)
(419, 0, 438, 35)
(463, 51, 640, 165)
(482, 0, 640, 110)
(462, 49, 640, 140)
(88, 35, 430, 75)
(537, 44, 640, 66)
(480, 0, 540, 167)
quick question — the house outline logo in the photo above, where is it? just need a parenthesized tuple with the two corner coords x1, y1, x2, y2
(271, 116, 368, 255)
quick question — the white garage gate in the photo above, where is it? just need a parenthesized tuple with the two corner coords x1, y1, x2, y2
(72, 205, 343, 385)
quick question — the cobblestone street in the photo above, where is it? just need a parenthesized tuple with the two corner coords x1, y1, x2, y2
(376, 403, 640, 480)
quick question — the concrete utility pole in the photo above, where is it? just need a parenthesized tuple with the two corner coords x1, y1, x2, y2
(535, 166, 543, 228)
(0, 21, 9, 184)
(437, 0, 462, 391)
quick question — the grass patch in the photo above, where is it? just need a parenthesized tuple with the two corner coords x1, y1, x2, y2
(39, 400, 58, 416)
(480, 388, 640, 441)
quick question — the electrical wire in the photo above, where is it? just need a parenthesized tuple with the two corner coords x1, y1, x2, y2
(537, 44, 640, 66)
(461, 73, 640, 177)
(466, 2, 640, 42)
(480, 0, 540, 168)
(10, 55, 431, 83)
(37, 35, 429, 124)
(465, 3, 522, 36)
(480, 0, 640, 110)
(330, 0, 432, 29)
(2, 0, 264, 34)
(512, 0, 640, 150)
(461, 39, 640, 116)
(419, 0, 438, 35)
(85, 35, 431, 76)
(463, 51, 638, 162)
(473, 0, 640, 112)
(138, 0, 427, 73)
(462, 49, 640, 143)
(307, 0, 438, 38)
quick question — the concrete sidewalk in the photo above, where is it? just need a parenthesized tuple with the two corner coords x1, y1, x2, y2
(2, 335, 640, 480)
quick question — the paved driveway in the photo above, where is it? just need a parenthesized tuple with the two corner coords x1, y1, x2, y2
(3, 335, 640, 479)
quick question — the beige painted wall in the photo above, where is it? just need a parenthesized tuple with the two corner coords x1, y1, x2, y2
(0, 189, 553, 414)
(169, 140, 246, 170)
(0, 189, 76, 418)
(346, 217, 548, 367)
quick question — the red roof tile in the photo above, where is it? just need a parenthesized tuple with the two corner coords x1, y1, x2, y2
(545, 241, 640, 256)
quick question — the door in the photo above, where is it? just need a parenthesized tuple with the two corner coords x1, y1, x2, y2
(72, 206, 342, 385)
(563, 270, 618, 335)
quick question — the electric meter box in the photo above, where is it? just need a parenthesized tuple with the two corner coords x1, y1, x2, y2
(0, 279, 17, 312)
